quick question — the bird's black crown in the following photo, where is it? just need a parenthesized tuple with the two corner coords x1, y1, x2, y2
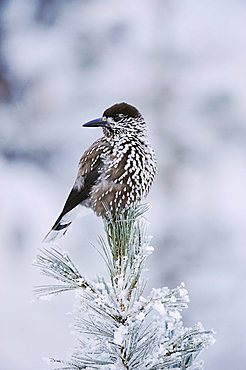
(103, 102, 141, 120)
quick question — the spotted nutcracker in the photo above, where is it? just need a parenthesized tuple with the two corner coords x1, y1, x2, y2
(44, 102, 157, 242)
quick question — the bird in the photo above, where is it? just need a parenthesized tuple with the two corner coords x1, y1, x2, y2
(44, 102, 157, 242)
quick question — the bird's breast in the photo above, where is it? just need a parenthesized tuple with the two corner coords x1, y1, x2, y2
(88, 138, 156, 216)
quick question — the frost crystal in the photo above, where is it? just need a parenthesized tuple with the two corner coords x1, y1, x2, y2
(35, 205, 214, 369)
(113, 325, 128, 345)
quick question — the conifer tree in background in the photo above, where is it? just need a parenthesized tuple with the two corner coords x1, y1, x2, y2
(34, 205, 214, 369)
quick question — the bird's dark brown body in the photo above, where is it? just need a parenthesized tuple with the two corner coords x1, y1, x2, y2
(44, 102, 156, 242)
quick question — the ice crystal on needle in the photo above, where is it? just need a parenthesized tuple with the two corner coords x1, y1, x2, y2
(34, 205, 214, 369)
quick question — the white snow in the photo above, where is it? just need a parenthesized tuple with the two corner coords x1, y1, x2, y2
(153, 301, 166, 316)
(113, 325, 127, 345)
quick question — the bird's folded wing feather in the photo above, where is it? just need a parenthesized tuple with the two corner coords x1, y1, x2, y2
(43, 138, 110, 243)
(51, 137, 110, 229)
(51, 164, 102, 232)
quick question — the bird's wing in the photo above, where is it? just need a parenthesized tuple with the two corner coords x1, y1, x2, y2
(43, 138, 111, 243)
(43, 163, 103, 243)
(55, 165, 101, 225)
(48, 138, 110, 230)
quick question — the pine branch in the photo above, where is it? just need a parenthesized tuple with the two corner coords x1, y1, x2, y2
(33, 247, 96, 297)
(35, 205, 214, 369)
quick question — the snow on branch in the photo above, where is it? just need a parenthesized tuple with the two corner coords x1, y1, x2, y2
(34, 205, 214, 369)
(33, 247, 96, 297)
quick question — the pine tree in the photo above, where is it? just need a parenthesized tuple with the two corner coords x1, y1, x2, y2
(34, 205, 214, 369)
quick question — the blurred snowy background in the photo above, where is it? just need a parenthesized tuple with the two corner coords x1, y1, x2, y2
(1, 0, 246, 369)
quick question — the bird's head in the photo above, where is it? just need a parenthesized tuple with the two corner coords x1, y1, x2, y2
(83, 102, 146, 138)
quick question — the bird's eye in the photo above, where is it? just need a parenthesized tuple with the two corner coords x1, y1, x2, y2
(113, 114, 123, 122)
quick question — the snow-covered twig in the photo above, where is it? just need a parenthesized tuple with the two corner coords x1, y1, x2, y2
(35, 205, 214, 369)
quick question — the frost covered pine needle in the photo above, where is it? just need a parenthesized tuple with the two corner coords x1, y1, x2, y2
(35, 205, 215, 369)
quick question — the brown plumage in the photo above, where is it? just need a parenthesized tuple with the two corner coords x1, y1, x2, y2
(44, 102, 156, 242)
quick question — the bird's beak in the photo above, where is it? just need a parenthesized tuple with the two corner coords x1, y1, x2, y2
(82, 117, 107, 127)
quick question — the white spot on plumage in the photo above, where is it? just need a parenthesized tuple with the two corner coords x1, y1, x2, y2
(74, 176, 85, 191)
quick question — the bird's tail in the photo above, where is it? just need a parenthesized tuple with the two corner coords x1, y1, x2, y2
(43, 223, 71, 243)
(42, 208, 77, 243)
(42, 206, 92, 243)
